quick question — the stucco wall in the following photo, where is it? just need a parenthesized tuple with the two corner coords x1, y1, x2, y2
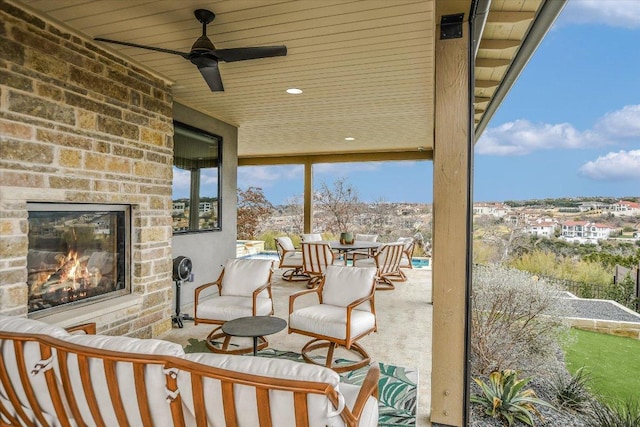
(0, 1, 175, 337)
(171, 103, 238, 307)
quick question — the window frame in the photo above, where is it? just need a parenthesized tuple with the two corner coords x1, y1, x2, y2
(172, 121, 222, 234)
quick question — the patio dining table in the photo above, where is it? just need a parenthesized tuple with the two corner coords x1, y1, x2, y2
(324, 240, 380, 265)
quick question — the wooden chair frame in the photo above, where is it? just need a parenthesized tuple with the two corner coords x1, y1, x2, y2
(354, 242, 404, 290)
(288, 274, 378, 373)
(301, 242, 336, 289)
(275, 237, 309, 282)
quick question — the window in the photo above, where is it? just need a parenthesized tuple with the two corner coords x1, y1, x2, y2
(172, 122, 222, 233)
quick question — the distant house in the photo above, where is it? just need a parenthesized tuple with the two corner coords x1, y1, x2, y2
(561, 220, 615, 241)
(526, 218, 557, 237)
(473, 202, 510, 218)
(607, 200, 640, 217)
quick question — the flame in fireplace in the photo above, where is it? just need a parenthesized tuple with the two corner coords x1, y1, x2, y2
(46, 250, 91, 290)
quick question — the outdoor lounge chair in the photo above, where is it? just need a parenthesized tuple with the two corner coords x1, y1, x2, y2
(288, 265, 378, 373)
(354, 242, 404, 290)
(301, 242, 338, 289)
(275, 236, 308, 281)
(193, 258, 275, 353)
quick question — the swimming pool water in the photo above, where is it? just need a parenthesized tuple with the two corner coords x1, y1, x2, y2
(244, 252, 431, 269)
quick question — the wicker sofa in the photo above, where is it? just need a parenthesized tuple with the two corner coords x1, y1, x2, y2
(0, 314, 379, 427)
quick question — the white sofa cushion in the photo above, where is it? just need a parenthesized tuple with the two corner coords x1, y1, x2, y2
(0, 315, 70, 425)
(58, 334, 185, 427)
(178, 353, 349, 427)
(196, 295, 273, 321)
(220, 258, 273, 297)
(322, 266, 376, 309)
(290, 305, 376, 340)
(0, 314, 69, 337)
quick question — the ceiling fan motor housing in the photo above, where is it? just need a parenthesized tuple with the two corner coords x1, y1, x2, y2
(172, 256, 193, 281)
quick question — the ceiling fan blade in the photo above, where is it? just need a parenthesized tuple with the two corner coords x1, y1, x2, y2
(197, 65, 224, 92)
(94, 37, 189, 59)
(214, 46, 287, 63)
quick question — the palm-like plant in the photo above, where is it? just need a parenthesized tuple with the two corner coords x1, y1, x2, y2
(471, 369, 554, 426)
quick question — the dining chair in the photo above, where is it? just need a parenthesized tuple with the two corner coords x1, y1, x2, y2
(288, 265, 378, 373)
(193, 258, 275, 353)
(300, 233, 323, 242)
(354, 242, 404, 290)
(301, 242, 337, 289)
(275, 236, 308, 281)
(350, 233, 380, 262)
(396, 237, 415, 281)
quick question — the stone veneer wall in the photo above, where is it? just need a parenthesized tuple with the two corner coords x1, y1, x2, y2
(0, 1, 175, 338)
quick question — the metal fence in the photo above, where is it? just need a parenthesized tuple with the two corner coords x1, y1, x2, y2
(549, 274, 640, 314)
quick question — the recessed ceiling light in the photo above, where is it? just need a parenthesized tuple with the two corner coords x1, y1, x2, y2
(345, 137, 355, 141)
(286, 88, 303, 94)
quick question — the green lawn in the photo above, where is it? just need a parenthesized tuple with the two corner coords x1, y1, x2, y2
(562, 328, 640, 404)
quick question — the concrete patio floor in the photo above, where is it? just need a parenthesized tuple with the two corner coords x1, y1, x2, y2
(161, 267, 433, 427)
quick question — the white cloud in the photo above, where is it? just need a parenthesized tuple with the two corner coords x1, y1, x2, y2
(476, 119, 606, 155)
(478, 104, 640, 156)
(579, 149, 640, 180)
(237, 165, 303, 189)
(562, 0, 640, 29)
(314, 162, 382, 175)
(172, 167, 191, 196)
(594, 104, 640, 138)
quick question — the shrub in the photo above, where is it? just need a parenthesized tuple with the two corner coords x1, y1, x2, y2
(471, 370, 554, 426)
(585, 399, 640, 427)
(551, 367, 593, 412)
(471, 264, 573, 374)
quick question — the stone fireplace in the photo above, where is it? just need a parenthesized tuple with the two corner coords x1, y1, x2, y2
(0, 2, 175, 338)
(26, 203, 130, 316)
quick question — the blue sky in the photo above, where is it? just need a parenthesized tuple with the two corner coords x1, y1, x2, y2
(232, 0, 640, 205)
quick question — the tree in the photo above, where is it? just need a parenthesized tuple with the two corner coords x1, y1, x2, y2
(282, 194, 304, 234)
(237, 187, 273, 240)
(314, 177, 360, 234)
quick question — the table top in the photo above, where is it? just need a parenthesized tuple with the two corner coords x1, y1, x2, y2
(324, 240, 380, 251)
(221, 316, 287, 338)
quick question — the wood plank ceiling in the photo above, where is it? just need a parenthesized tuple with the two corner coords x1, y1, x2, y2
(19, 0, 543, 159)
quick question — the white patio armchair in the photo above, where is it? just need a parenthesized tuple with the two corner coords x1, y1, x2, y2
(288, 265, 378, 373)
(193, 258, 275, 353)
(275, 236, 308, 281)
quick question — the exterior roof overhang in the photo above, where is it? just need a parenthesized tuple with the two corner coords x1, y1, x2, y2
(17, 0, 565, 162)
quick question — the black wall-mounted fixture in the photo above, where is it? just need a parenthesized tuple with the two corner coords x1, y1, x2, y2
(441, 13, 464, 40)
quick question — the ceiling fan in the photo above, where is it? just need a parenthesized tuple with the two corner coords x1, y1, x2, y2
(94, 9, 287, 92)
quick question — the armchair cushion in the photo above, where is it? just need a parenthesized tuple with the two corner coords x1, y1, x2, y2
(220, 258, 273, 297)
(341, 382, 379, 427)
(322, 265, 376, 308)
(195, 295, 273, 321)
(276, 236, 296, 251)
(290, 305, 376, 340)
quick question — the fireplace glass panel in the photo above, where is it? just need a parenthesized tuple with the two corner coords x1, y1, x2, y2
(27, 203, 130, 315)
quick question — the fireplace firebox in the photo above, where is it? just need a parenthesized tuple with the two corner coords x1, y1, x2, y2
(26, 203, 130, 316)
